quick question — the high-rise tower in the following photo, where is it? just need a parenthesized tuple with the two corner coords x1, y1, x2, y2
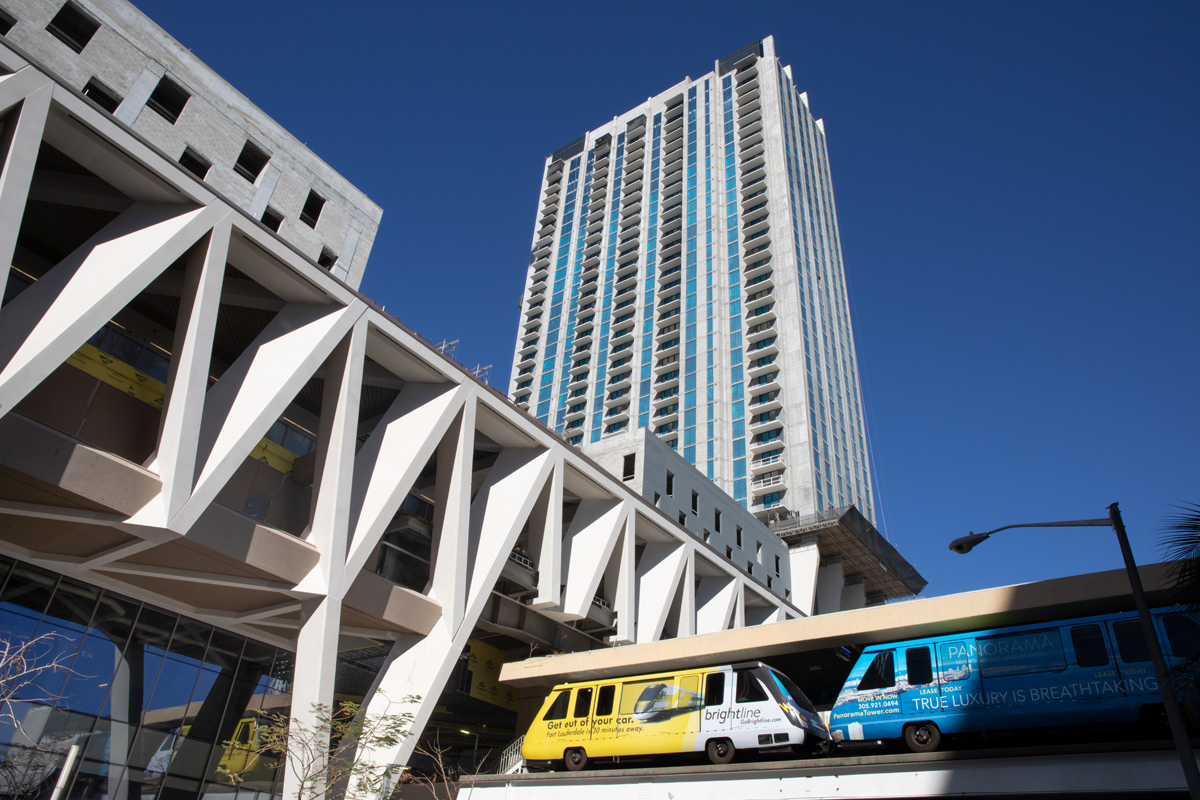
(510, 36, 874, 524)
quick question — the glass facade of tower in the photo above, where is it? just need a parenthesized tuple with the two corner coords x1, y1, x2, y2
(510, 37, 874, 524)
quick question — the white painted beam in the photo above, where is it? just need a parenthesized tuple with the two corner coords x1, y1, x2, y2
(150, 216, 231, 522)
(428, 395, 476, 630)
(634, 542, 688, 644)
(172, 301, 364, 532)
(527, 459, 562, 610)
(696, 575, 738, 635)
(344, 381, 470, 580)
(0, 202, 225, 415)
(560, 500, 625, 619)
(611, 517, 637, 645)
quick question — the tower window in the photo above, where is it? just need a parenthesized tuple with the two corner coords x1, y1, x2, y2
(81, 77, 120, 113)
(691, 490, 698, 514)
(317, 247, 338, 269)
(665, 472, 674, 496)
(146, 75, 190, 124)
(177, 147, 211, 180)
(0, 8, 16, 36)
(234, 140, 270, 183)
(47, 2, 99, 53)
(261, 206, 283, 233)
(300, 190, 325, 228)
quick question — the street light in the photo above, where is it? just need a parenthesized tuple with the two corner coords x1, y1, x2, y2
(950, 502, 1199, 799)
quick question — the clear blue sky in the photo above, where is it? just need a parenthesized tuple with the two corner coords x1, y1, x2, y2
(131, 0, 1199, 599)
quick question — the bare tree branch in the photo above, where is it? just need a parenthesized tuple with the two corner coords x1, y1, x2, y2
(219, 694, 418, 800)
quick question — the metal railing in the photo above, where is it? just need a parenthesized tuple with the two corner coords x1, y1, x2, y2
(475, 736, 525, 775)
(768, 505, 853, 536)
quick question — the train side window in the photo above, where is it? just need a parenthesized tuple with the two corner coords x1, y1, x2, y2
(704, 672, 725, 706)
(543, 690, 570, 721)
(1163, 615, 1200, 659)
(979, 630, 1065, 677)
(1070, 625, 1109, 668)
(1113, 620, 1150, 663)
(906, 647, 932, 685)
(938, 642, 971, 682)
(595, 685, 616, 717)
(735, 671, 768, 703)
(573, 687, 594, 718)
(858, 651, 895, 691)
(680, 675, 701, 709)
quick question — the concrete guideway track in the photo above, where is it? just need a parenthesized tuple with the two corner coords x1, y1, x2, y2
(465, 741, 1194, 798)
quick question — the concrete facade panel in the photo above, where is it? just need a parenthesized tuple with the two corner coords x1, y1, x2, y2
(4, 0, 381, 289)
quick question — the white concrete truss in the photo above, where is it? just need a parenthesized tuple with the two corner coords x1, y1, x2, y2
(0, 41, 799, 791)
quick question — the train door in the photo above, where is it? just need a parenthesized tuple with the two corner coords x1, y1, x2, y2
(829, 649, 900, 741)
(587, 684, 618, 754)
(899, 645, 941, 718)
(700, 670, 731, 736)
(729, 668, 787, 747)
(1157, 612, 1200, 718)
(1158, 612, 1200, 671)
(1108, 618, 1159, 699)
(1064, 622, 1123, 701)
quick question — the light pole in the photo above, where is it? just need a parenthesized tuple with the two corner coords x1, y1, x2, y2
(949, 502, 1199, 799)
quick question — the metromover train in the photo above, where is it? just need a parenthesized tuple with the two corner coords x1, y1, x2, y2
(829, 608, 1196, 752)
(521, 661, 829, 770)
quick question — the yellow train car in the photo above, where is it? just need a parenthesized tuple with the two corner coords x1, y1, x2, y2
(522, 661, 829, 770)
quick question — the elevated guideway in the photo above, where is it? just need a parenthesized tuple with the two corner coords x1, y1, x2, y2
(500, 564, 1177, 715)
(465, 741, 1193, 798)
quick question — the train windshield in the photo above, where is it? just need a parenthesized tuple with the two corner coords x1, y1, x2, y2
(766, 667, 818, 715)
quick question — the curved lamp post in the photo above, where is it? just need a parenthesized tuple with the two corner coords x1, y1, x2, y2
(950, 502, 1198, 799)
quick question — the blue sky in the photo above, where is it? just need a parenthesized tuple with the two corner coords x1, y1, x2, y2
(130, 0, 1199, 599)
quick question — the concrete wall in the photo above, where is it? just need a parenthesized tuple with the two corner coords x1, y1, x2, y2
(2, 0, 381, 287)
(583, 429, 793, 601)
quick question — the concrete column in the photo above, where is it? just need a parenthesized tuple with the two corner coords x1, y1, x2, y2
(560, 501, 625, 619)
(428, 397, 476, 629)
(635, 542, 687, 643)
(284, 319, 366, 800)
(841, 575, 867, 611)
(0, 68, 52, 308)
(787, 535, 820, 616)
(696, 575, 737, 634)
(527, 460, 563, 610)
(357, 447, 554, 774)
(152, 216, 230, 521)
(816, 556, 845, 615)
(609, 516, 636, 645)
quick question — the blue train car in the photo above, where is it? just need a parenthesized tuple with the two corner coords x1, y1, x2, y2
(829, 608, 1198, 752)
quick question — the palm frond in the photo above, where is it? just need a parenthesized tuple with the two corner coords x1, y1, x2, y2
(1160, 503, 1200, 609)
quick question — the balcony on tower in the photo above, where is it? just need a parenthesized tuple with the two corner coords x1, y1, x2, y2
(749, 388, 783, 414)
(739, 110, 763, 137)
(744, 269, 774, 295)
